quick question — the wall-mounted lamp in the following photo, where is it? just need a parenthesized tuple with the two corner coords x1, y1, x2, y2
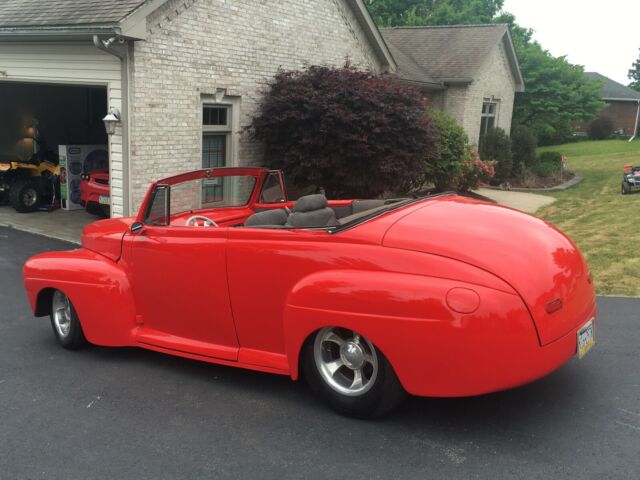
(102, 108, 121, 136)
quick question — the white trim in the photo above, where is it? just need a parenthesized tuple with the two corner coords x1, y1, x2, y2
(201, 95, 241, 167)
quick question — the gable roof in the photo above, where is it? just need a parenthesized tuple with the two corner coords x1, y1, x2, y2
(381, 24, 524, 91)
(584, 72, 640, 102)
(0, 0, 147, 28)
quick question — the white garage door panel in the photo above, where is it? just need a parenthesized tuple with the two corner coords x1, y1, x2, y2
(0, 42, 125, 217)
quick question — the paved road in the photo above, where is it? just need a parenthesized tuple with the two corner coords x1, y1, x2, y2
(1, 226, 639, 479)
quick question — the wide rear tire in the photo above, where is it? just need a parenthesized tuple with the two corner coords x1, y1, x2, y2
(302, 327, 405, 418)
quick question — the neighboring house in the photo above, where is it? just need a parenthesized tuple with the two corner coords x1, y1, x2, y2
(381, 24, 524, 144)
(0, 0, 394, 217)
(581, 72, 640, 137)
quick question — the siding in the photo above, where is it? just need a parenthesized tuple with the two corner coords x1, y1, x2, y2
(0, 42, 125, 217)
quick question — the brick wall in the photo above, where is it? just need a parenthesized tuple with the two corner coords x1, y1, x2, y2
(128, 0, 384, 211)
(441, 40, 516, 146)
(599, 101, 639, 136)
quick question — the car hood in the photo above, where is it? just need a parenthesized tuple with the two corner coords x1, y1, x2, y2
(383, 195, 595, 345)
(82, 217, 134, 261)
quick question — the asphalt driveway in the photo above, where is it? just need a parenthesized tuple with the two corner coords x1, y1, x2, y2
(1, 226, 639, 479)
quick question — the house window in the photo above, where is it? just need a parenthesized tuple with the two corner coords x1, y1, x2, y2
(202, 105, 232, 202)
(480, 101, 498, 136)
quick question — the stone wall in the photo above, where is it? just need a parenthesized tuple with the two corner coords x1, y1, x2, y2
(128, 0, 385, 211)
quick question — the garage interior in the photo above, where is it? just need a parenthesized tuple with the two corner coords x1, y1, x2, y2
(0, 81, 110, 240)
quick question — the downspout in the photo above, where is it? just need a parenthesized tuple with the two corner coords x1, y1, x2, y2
(630, 99, 640, 143)
(93, 34, 131, 216)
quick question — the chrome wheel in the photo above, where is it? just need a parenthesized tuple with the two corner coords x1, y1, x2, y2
(22, 188, 38, 207)
(313, 327, 378, 397)
(52, 290, 72, 339)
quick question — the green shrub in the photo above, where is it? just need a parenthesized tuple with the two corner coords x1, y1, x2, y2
(510, 125, 538, 176)
(479, 127, 512, 183)
(455, 150, 496, 192)
(427, 109, 468, 191)
(534, 151, 562, 178)
(587, 117, 614, 140)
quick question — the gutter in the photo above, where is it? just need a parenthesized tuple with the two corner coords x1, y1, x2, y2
(0, 25, 120, 38)
(93, 34, 131, 216)
(629, 100, 640, 142)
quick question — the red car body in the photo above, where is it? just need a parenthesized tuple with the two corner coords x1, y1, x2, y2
(24, 167, 596, 399)
(80, 171, 110, 216)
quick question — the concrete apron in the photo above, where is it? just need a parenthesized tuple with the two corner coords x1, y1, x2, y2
(0, 207, 95, 245)
(475, 187, 556, 214)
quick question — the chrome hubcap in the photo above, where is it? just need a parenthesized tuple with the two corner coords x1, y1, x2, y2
(22, 188, 37, 207)
(52, 290, 72, 338)
(313, 327, 378, 396)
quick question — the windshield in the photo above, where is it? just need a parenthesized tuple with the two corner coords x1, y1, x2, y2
(170, 176, 256, 214)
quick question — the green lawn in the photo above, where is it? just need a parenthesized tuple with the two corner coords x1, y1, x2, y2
(536, 139, 640, 296)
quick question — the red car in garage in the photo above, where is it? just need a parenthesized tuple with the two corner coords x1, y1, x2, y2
(80, 170, 110, 217)
(23, 167, 596, 417)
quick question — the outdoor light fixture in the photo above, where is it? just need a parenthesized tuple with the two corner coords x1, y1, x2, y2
(102, 108, 121, 136)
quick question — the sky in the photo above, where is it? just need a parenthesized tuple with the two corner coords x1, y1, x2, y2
(502, 0, 639, 85)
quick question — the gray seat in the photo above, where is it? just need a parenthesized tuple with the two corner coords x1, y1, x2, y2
(244, 208, 289, 227)
(286, 194, 338, 228)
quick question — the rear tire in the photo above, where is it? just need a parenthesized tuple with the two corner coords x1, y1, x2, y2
(9, 178, 41, 213)
(302, 327, 405, 418)
(622, 183, 631, 195)
(50, 290, 87, 350)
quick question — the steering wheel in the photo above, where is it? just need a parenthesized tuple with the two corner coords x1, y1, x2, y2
(185, 215, 218, 227)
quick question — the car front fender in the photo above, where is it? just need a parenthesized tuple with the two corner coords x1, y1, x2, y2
(23, 248, 137, 346)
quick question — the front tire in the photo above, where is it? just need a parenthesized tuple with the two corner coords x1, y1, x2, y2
(9, 178, 41, 213)
(302, 327, 405, 418)
(50, 290, 86, 350)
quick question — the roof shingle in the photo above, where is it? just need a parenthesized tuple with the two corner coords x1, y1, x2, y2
(381, 24, 513, 84)
(0, 0, 147, 28)
(584, 72, 640, 101)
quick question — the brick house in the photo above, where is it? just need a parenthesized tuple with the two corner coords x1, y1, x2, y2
(381, 24, 524, 144)
(0, 0, 395, 216)
(581, 72, 640, 137)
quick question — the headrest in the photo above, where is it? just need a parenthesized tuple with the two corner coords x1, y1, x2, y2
(292, 194, 328, 213)
(244, 208, 288, 226)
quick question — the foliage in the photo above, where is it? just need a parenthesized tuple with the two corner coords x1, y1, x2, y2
(454, 149, 496, 191)
(534, 151, 562, 178)
(248, 65, 439, 198)
(366, 0, 503, 27)
(427, 109, 468, 190)
(510, 124, 537, 176)
(587, 117, 614, 140)
(628, 48, 640, 92)
(479, 127, 512, 182)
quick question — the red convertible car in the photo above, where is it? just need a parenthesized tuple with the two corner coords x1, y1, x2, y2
(23, 167, 596, 417)
(80, 170, 110, 217)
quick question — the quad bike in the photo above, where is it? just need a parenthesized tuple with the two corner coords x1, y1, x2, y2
(0, 122, 60, 213)
(621, 165, 640, 195)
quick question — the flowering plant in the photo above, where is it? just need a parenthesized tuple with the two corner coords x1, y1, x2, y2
(455, 149, 496, 192)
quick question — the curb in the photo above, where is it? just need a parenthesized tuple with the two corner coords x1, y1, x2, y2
(483, 174, 584, 193)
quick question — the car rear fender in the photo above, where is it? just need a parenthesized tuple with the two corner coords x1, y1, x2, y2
(23, 248, 137, 346)
(282, 269, 536, 395)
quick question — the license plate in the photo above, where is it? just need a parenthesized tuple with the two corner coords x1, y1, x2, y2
(577, 319, 595, 359)
(98, 195, 110, 205)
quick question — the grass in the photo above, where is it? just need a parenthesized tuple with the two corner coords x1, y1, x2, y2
(535, 139, 640, 296)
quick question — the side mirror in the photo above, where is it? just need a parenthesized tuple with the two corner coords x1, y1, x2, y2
(131, 222, 144, 234)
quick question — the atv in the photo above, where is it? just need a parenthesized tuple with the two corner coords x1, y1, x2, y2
(0, 121, 59, 213)
(621, 165, 640, 195)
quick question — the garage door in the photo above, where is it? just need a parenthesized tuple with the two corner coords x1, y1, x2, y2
(0, 42, 125, 217)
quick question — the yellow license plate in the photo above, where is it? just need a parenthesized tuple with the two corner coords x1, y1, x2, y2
(577, 319, 595, 359)
(99, 195, 110, 205)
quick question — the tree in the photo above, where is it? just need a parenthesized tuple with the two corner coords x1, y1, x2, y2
(248, 65, 439, 198)
(629, 49, 640, 92)
(366, 0, 503, 27)
(427, 108, 468, 190)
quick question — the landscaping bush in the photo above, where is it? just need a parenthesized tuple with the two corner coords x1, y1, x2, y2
(534, 151, 563, 178)
(455, 149, 496, 192)
(587, 117, 614, 140)
(510, 125, 538, 176)
(248, 64, 439, 198)
(427, 109, 468, 191)
(479, 127, 512, 183)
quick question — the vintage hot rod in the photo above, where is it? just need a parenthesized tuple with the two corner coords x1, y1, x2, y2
(23, 167, 596, 417)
